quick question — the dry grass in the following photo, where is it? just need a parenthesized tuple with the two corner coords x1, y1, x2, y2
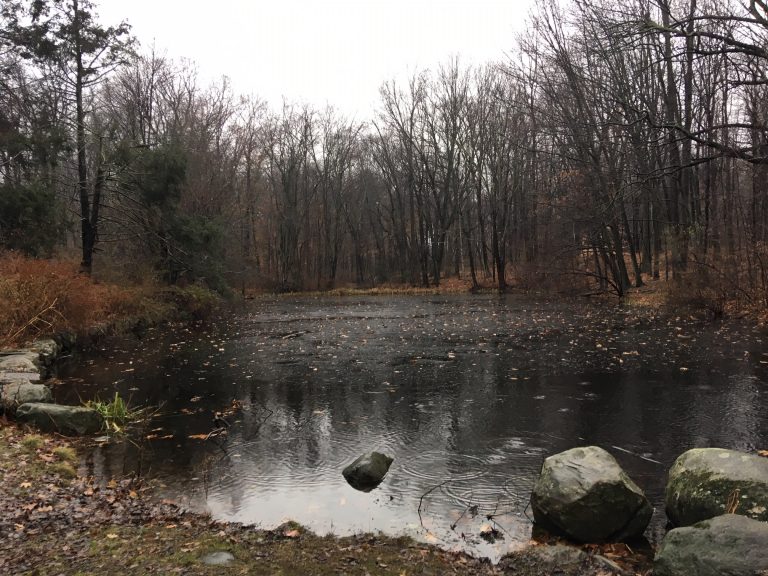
(322, 277, 474, 296)
(0, 252, 171, 347)
(246, 277, 477, 298)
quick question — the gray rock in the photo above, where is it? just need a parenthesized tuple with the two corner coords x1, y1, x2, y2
(530, 446, 652, 542)
(0, 371, 41, 382)
(665, 448, 768, 526)
(16, 402, 103, 435)
(29, 339, 60, 365)
(0, 353, 40, 374)
(200, 551, 235, 566)
(1, 381, 52, 410)
(654, 514, 768, 576)
(342, 451, 394, 492)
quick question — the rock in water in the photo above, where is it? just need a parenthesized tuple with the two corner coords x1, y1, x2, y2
(530, 446, 652, 542)
(654, 514, 768, 576)
(0, 381, 52, 410)
(16, 402, 103, 435)
(30, 339, 60, 366)
(342, 451, 394, 492)
(666, 448, 768, 526)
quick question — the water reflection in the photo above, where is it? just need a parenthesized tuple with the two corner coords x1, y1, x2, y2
(58, 295, 768, 560)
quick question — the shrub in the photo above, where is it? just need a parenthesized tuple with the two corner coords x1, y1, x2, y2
(0, 253, 189, 346)
(159, 284, 222, 320)
(0, 252, 137, 345)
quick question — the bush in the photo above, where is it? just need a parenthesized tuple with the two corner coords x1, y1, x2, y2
(0, 253, 170, 345)
(0, 252, 224, 346)
(159, 284, 222, 320)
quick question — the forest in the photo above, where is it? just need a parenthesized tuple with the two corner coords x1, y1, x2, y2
(1, 0, 768, 304)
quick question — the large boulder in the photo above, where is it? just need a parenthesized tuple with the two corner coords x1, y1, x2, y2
(654, 514, 768, 576)
(665, 448, 768, 526)
(1, 381, 52, 410)
(342, 451, 394, 492)
(530, 446, 652, 542)
(16, 402, 103, 435)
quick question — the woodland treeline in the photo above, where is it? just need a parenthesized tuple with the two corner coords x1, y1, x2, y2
(2, 0, 768, 301)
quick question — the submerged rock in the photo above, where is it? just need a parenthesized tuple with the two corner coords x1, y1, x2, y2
(665, 448, 768, 526)
(654, 514, 768, 576)
(16, 402, 103, 435)
(530, 446, 652, 542)
(342, 451, 393, 492)
(0, 381, 52, 410)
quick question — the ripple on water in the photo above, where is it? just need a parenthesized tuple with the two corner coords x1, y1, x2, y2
(212, 428, 404, 494)
(398, 451, 489, 484)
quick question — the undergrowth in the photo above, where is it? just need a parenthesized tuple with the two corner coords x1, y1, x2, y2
(0, 252, 221, 346)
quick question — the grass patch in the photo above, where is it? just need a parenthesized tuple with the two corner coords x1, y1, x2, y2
(21, 434, 45, 451)
(86, 392, 147, 433)
(50, 461, 77, 479)
(52, 445, 77, 462)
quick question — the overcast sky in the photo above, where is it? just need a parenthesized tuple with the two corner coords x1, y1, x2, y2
(96, 0, 534, 118)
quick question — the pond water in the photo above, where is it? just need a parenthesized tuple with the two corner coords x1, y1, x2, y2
(55, 295, 768, 561)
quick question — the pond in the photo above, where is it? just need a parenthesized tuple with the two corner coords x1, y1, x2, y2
(55, 294, 768, 561)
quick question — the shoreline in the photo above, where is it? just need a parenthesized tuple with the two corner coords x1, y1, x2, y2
(0, 424, 653, 575)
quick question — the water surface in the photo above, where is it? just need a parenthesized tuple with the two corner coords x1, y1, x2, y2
(56, 295, 768, 560)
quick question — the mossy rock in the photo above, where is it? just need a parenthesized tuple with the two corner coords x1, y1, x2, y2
(16, 402, 103, 435)
(665, 448, 768, 526)
(654, 514, 768, 576)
